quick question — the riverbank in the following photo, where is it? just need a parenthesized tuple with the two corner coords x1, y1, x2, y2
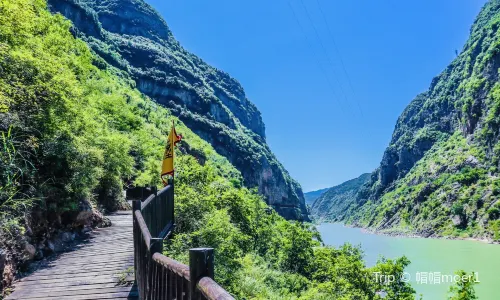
(355, 225, 497, 245)
(312, 217, 498, 245)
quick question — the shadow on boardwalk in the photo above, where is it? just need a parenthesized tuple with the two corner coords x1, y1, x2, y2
(6, 211, 138, 300)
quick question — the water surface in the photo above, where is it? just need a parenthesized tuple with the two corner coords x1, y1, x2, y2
(317, 223, 500, 299)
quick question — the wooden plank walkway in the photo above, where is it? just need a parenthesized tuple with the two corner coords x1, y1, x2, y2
(7, 211, 138, 300)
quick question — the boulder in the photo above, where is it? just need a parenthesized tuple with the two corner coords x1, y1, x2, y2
(89, 210, 111, 228)
(47, 234, 67, 253)
(23, 243, 36, 261)
(452, 215, 463, 227)
(97, 216, 112, 228)
(75, 199, 94, 225)
(465, 155, 479, 167)
(60, 232, 75, 243)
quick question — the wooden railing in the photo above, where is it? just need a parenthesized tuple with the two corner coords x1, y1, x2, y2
(132, 184, 234, 300)
(140, 185, 175, 239)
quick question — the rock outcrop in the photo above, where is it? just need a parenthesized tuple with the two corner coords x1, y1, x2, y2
(48, 0, 308, 220)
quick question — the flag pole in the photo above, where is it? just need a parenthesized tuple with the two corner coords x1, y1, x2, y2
(171, 119, 175, 187)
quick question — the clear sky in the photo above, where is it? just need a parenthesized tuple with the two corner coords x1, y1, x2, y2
(146, 0, 487, 192)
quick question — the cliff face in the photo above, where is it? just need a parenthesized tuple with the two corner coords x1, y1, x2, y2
(48, 0, 307, 220)
(341, 0, 500, 239)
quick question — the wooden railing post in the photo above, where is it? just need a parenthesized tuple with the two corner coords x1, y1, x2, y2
(132, 200, 141, 284)
(189, 248, 214, 297)
(169, 178, 175, 225)
(148, 238, 163, 300)
(152, 186, 158, 237)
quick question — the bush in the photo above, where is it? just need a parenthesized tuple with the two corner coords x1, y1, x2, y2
(487, 205, 500, 219)
(448, 270, 478, 300)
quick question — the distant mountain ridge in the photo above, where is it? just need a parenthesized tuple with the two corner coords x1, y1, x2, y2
(304, 188, 329, 205)
(48, 0, 308, 220)
(310, 174, 370, 221)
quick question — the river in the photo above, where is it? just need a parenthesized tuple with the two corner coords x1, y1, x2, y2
(317, 223, 500, 299)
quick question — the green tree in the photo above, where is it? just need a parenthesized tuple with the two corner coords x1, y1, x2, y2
(448, 270, 478, 300)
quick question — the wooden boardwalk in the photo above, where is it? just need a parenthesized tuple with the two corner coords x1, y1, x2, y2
(7, 211, 138, 300)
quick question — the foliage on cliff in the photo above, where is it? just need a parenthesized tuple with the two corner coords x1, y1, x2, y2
(46, 0, 308, 220)
(310, 174, 370, 222)
(0, 0, 416, 298)
(340, 0, 500, 241)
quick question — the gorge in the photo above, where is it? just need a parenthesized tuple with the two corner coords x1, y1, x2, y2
(309, 0, 500, 244)
(2, 0, 498, 298)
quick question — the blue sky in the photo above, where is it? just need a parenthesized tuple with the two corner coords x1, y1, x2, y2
(147, 0, 486, 191)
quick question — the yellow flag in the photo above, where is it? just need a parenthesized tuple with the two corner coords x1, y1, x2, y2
(161, 122, 182, 184)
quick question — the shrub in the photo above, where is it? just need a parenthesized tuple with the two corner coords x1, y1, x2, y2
(447, 270, 478, 300)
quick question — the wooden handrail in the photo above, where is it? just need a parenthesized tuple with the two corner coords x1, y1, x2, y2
(141, 194, 155, 209)
(198, 277, 235, 300)
(156, 184, 172, 197)
(152, 253, 190, 280)
(135, 210, 152, 249)
(196, 277, 234, 300)
(132, 183, 234, 300)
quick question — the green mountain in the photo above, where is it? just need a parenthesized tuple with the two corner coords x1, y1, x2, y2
(340, 0, 500, 241)
(0, 0, 416, 298)
(304, 188, 329, 205)
(311, 174, 371, 222)
(46, 0, 307, 221)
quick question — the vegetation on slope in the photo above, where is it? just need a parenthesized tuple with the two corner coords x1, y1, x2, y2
(341, 0, 500, 241)
(47, 0, 308, 220)
(345, 133, 500, 239)
(0, 0, 415, 298)
(311, 174, 370, 222)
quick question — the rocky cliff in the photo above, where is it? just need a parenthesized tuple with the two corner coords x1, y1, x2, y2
(341, 0, 500, 240)
(47, 0, 307, 220)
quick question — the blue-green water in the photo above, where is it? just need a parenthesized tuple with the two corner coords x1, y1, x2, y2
(317, 223, 500, 300)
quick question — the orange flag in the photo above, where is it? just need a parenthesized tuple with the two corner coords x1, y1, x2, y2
(161, 122, 182, 184)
